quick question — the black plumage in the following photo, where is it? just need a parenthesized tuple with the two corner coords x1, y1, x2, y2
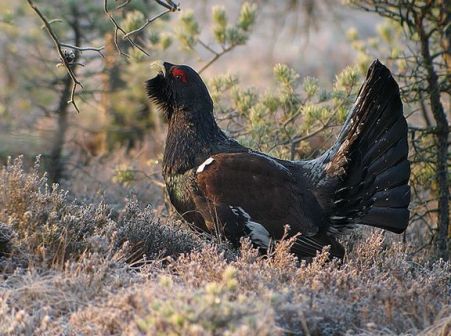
(146, 60, 410, 259)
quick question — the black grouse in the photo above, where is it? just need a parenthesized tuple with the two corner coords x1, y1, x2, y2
(146, 60, 410, 259)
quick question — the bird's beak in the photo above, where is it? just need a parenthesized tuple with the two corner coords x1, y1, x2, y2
(149, 60, 166, 79)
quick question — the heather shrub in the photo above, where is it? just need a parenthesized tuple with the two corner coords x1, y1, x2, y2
(113, 199, 203, 262)
(0, 156, 113, 266)
(167, 234, 450, 335)
(133, 268, 277, 336)
(0, 157, 201, 269)
(63, 234, 449, 336)
(0, 158, 449, 335)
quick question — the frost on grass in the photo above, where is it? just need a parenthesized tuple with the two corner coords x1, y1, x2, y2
(0, 156, 202, 270)
(0, 157, 450, 336)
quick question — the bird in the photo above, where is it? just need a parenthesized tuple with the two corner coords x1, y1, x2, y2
(146, 59, 410, 259)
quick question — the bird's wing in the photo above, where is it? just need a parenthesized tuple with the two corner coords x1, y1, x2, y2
(192, 152, 327, 249)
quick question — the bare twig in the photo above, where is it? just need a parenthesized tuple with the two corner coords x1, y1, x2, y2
(28, 0, 104, 113)
(199, 44, 236, 74)
(60, 43, 105, 57)
(27, 0, 83, 112)
(104, 0, 150, 57)
(198, 39, 220, 55)
(46, 18, 63, 25)
(123, 9, 173, 39)
(155, 0, 179, 11)
(289, 118, 337, 160)
(104, 0, 179, 56)
(115, 0, 131, 10)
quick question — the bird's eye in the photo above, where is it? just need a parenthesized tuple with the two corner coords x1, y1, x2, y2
(171, 67, 188, 83)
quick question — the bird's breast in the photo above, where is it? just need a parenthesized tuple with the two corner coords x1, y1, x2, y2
(165, 171, 208, 231)
(165, 173, 193, 207)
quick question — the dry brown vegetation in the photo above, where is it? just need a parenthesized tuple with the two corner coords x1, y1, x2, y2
(0, 157, 449, 335)
(1, 1, 449, 334)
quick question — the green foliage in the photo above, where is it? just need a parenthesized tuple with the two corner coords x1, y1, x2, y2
(121, 10, 145, 32)
(237, 2, 257, 31)
(112, 163, 136, 186)
(106, 57, 158, 150)
(410, 131, 438, 191)
(177, 10, 200, 50)
(212, 6, 227, 44)
(210, 64, 361, 159)
(302, 76, 319, 98)
(175, 2, 257, 66)
(346, 19, 404, 75)
(274, 63, 299, 87)
(211, 2, 257, 46)
(334, 65, 359, 91)
(135, 265, 270, 335)
(159, 33, 173, 50)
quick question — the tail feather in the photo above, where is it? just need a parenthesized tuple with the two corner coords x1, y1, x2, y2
(303, 60, 411, 234)
(359, 94, 402, 150)
(360, 207, 409, 233)
(372, 185, 410, 208)
(363, 117, 406, 166)
(367, 138, 407, 177)
(373, 160, 409, 192)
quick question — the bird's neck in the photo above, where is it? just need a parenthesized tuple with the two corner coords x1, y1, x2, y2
(163, 108, 227, 177)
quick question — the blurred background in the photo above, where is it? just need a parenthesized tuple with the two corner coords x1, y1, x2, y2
(0, 0, 449, 257)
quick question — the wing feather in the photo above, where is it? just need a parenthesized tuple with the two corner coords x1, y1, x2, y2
(194, 152, 320, 238)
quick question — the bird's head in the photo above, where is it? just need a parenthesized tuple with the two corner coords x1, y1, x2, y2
(146, 61, 213, 120)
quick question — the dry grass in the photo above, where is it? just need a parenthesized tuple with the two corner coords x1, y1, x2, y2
(0, 157, 449, 335)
